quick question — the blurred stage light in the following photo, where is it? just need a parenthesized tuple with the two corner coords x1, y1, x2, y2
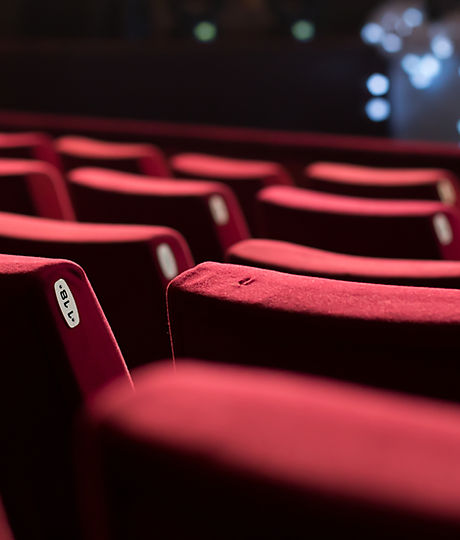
(361, 23, 384, 44)
(401, 53, 420, 74)
(400, 52, 441, 89)
(410, 72, 433, 89)
(431, 35, 454, 59)
(402, 7, 424, 28)
(170, 0, 222, 39)
(291, 20, 315, 41)
(267, 0, 316, 40)
(362, 4, 428, 55)
(193, 21, 217, 42)
(382, 32, 402, 53)
(407, 54, 441, 89)
(366, 98, 391, 122)
(419, 54, 441, 78)
(366, 73, 390, 95)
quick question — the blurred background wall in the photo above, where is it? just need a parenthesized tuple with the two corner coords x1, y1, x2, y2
(0, 1, 458, 142)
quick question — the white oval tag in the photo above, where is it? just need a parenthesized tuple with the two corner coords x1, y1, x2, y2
(209, 195, 229, 225)
(433, 213, 453, 246)
(437, 179, 456, 205)
(156, 243, 178, 280)
(54, 279, 80, 328)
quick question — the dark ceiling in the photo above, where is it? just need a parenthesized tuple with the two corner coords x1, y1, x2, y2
(0, 1, 384, 39)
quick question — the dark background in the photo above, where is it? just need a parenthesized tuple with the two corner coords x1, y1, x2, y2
(0, 1, 422, 136)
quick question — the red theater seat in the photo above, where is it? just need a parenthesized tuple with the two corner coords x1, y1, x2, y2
(0, 132, 61, 170)
(6, 111, 460, 179)
(167, 261, 460, 402)
(305, 162, 460, 205)
(171, 153, 293, 232)
(55, 135, 170, 176)
(227, 239, 460, 287)
(256, 185, 460, 259)
(0, 159, 75, 220)
(80, 360, 460, 539)
(0, 212, 193, 367)
(0, 254, 130, 540)
(0, 499, 14, 540)
(68, 167, 249, 262)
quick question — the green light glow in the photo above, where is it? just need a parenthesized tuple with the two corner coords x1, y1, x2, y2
(193, 21, 217, 42)
(291, 20, 315, 42)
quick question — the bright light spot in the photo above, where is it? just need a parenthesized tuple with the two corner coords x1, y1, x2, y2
(410, 73, 432, 89)
(193, 21, 217, 42)
(401, 53, 419, 74)
(361, 23, 384, 44)
(402, 7, 424, 28)
(431, 35, 454, 59)
(419, 54, 441, 78)
(365, 98, 391, 122)
(382, 33, 402, 53)
(407, 54, 441, 89)
(366, 73, 390, 96)
(457, 120, 460, 135)
(291, 20, 315, 41)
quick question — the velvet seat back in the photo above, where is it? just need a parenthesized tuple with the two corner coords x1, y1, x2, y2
(0, 254, 131, 540)
(171, 153, 293, 233)
(256, 186, 460, 260)
(68, 167, 249, 262)
(0, 212, 193, 367)
(227, 239, 460, 288)
(168, 262, 460, 402)
(79, 360, 460, 539)
(56, 135, 169, 177)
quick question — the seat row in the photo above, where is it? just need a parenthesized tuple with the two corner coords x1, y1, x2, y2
(0, 204, 458, 377)
(2, 254, 460, 539)
(4, 126, 460, 539)
(1, 132, 460, 373)
(2, 130, 460, 232)
(0, 149, 460, 266)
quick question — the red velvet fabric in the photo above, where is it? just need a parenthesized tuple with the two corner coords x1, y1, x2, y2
(0, 211, 193, 367)
(0, 131, 62, 170)
(171, 153, 293, 232)
(0, 254, 131, 540)
(168, 261, 460, 402)
(0, 498, 14, 540)
(80, 360, 460, 539)
(56, 135, 170, 177)
(305, 162, 460, 205)
(226, 239, 460, 287)
(5, 110, 460, 181)
(68, 167, 249, 262)
(0, 159, 75, 220)
(256, 185, 460, 259)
